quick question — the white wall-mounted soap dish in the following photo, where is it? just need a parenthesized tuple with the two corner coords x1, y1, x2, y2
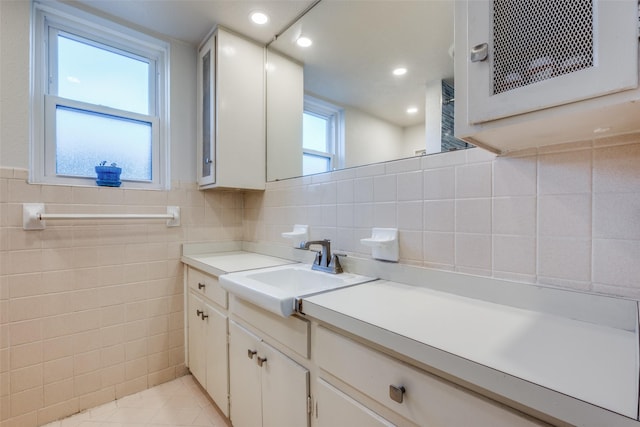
(360, 228, 399, 262)
(281, 224, 309, 248)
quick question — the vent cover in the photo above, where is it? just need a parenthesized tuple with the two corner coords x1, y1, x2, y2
(492, 0, 594, 95)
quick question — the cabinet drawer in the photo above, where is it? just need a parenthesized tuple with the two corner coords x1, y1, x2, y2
(187, 267, 227, 308)
(316, 327, 544, 427)
(231, 296, 309, 358)
(317, 379, 395, 427)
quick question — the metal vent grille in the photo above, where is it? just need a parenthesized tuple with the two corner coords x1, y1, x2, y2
(492, 0, 594, 95)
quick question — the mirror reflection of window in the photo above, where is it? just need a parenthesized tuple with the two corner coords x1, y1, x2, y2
(302, 96, 344, 175)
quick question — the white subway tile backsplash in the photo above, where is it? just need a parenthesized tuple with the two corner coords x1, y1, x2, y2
(455, 198, 491, 234)
(355, 163, 386, 178)
(374, 175, 397, 202)
(397, 201, 423, 231)
(493, 156, 537, 197)
(455, 163, 492, 199)
(353, 177, 374, 203)
(385, 157, 421, 174)
(593, 144, 640, 193)
(398, 230, 423, 262)
(593, 192, 640, 240)
(353, 203, 375, 229)
(423, 200, 454, 232)
(423, 232, 454, 266)
(593, 238, 640, 288)
(455, 233, 492, 270)
(397, 171, 423, 201)
(373, 202, 397, 228)
(336, 179, 354, 204)
(538, 194, 591, 238)
(423, 167, 455, 200)
(466, 147, 497, 163)
(538, 149, 591, 195)
(492, 197, 536, 236)
(422, 149, 466, 169)
(336, 204, 354, 228)
(538, 237, 591, 282)
(493, 235, 536, 275)
(4, 138, 640, 424)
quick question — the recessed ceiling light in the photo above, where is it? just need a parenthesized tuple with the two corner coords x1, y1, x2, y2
(250, 11, 269, 25)
(393, 67, 407, 76)
(406, 107, 418, 114)
(296, 36, 312, 48)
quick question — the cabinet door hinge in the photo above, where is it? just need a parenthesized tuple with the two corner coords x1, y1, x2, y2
(307, 396, 312, 414)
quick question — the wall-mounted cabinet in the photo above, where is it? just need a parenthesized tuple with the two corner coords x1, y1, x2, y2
(197, 26, 265, 190)
(455, 0, 640, 154)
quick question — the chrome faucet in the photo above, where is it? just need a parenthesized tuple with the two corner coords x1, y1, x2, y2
(300, 239, 343, 274)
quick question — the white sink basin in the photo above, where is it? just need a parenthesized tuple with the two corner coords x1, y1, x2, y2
(219, 264, 376, 317)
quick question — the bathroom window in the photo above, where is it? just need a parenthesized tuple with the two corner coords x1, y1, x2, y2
(31, 2, 169, 189)
(303, 96, 344, 175)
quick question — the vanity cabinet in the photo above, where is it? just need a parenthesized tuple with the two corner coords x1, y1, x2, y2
(197, 26, 265, 190)
(455, 0, 640, 154)
(316, 379, 395, 427)
(185, 267, 229, 416)
(315, 326, 547, 427)
(229, 320, 310, 427)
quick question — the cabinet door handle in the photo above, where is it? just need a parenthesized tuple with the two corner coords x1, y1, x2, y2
(389, 385, 406, 404)
(205, 158, 213, 164)
(247, 350, 257, 359)
(200, 312, 208, 320)
(196, 309, 203, 317)
(470, 43, 488, 62)
(198, 282, 206, 290)
(257, 356, 267, 367)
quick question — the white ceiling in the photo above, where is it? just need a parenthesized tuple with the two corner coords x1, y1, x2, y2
(68, 0, 454, 128)
(70, 0, 316, 46)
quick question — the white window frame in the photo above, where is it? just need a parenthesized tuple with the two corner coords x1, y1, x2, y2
(303, 95, 345, 173)
(31, 1, 170, 189)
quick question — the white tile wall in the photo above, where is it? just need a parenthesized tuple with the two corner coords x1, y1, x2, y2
(246, 136, 640, 300)
(0, 170, 243, 427)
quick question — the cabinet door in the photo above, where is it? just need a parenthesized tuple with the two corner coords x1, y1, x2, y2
(187, 292, 206, 386)
(197, 34, 215, 186)
(465, 0, 638, 124)
(316, 379, 395, 427)
(203, 301, 229, 417)
(261, 340, 309, 427)
(229, 321, 262, 427)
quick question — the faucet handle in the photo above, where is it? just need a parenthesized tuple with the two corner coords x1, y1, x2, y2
(329, 254, 344, 273)
(313, 251, 322, 266)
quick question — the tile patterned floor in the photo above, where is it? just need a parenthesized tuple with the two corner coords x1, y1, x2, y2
(42, 375, 230, 427)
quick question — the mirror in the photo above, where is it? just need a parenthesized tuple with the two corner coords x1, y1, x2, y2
(266, 0, 470, 182)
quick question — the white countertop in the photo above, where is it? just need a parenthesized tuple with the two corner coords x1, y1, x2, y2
(303, 280, 640, 425)
(181, 251, 295, 276)
(181, 243, 640, 425)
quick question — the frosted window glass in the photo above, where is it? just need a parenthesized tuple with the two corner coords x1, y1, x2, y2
(303, 153, 330, 175)
(303, 113, 329, 151)
(57, 35, 150, 114)
(55, 106, 152, 181)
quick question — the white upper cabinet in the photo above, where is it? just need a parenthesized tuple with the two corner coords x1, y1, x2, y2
(455, 0, 640, 154)
(197, 27, 265, 190)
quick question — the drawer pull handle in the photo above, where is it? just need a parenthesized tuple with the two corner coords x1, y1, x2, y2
(257, 356, 267, 367)
(198, 282, 206, 290)
(196, 309, 203, 317)
(200, 312, 208, 320)
(389, 385, 406, 404)
(247, 350, 257, 359)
